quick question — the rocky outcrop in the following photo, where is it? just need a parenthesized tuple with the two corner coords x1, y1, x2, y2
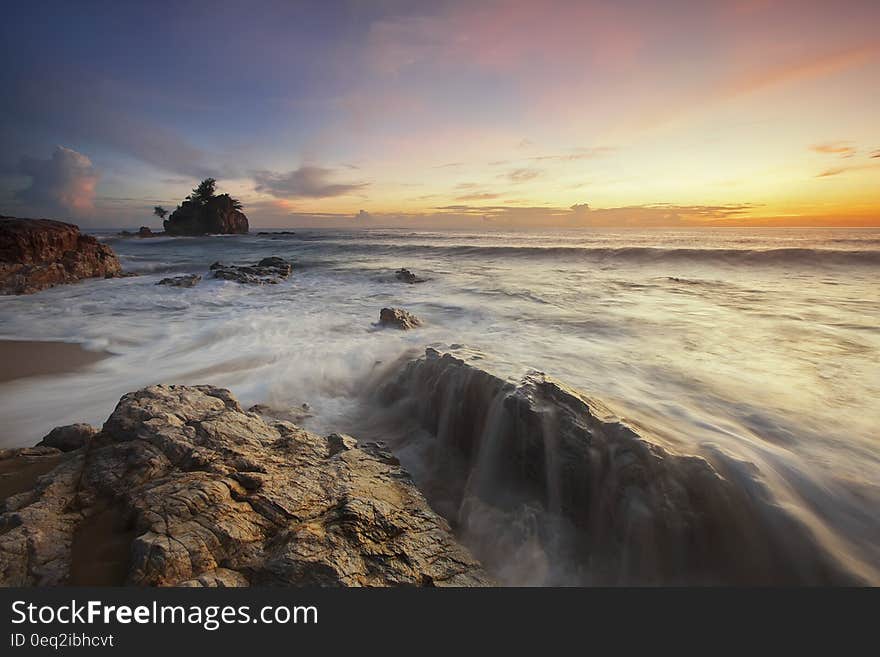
(371, 347, 865, 585)
(379, 307, 422, 330)
(0, 217, 122, 295)
(163, 195, 248, 236)
(0, 385, 489, 587)
(210, 257, 292, 284)
(156, 274, 201, 288)
(395, 268, 425, 284)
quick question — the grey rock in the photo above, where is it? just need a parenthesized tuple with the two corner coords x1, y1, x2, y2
(395, 268, 425, 284)
(211, 257, 292, 285)
(156, 274, 201, 287)
(372, 347, 867, 585)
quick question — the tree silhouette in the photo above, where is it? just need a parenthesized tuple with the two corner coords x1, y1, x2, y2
(188, 178, 217, 205)
(153, 206, 168, 220)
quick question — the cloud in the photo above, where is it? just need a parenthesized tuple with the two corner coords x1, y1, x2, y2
(455, 191, 501, 201)
(527, 147, 616, 162)
(816, 163, 880, 178)
(871, 150, 880, 159)
(15, 146, 98, 215)
(253, 166, 369, 199)
(811, 142, 856, 158)
(505, 168, 542, 183)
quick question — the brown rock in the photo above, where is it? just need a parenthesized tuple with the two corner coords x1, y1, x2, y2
(0, 385, 490, 587)
(379, 307, 422, 330)
(0, 217, 122, 295)
(36, 424, 96, 452)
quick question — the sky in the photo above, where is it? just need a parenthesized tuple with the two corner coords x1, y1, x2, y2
(1, 0, 878, 229)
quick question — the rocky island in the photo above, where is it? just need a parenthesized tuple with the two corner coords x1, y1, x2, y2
(0, 216, 122, 295)
(163, 178, 249, 236)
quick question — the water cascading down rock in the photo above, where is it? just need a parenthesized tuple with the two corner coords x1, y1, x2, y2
(371, 347, 864, 585)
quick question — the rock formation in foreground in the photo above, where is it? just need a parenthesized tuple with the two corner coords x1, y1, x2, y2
(0, 217, 122, 295)
(372, 347, 869, 585)
(0, 385, 489, 587)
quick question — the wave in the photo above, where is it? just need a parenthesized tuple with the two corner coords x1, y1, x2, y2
(283, 241, 880, 266)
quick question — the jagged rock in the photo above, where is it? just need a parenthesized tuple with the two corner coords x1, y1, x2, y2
(326, 433, 358, 456)
(395, 268, 425, 284)
(0, 217, 122, 295)
(211, 257, 292, 285)
(36, 424, 96, 452)
(163, 195, 249, 236)
(0, 385, 490, 587)
(372, 347, 866, 585)
(379, 307, 422, 330)
(156, 274, 201, 288)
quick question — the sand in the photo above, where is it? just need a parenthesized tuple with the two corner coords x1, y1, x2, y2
(0, 339, 110, 384)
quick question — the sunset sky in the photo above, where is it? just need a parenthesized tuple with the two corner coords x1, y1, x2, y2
(1, 0, 878, 228)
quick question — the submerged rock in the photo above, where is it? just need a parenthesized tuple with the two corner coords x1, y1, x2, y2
(0, 217, 123, 295)
(395, 268, 425, 284)
(379, 307, 422, 330)
(211, 257, 292, 285)
(156, 274, 201, 287)
(163, 195, 248, 236)
(372, 347, 867, 585)
(0, 385, 489, 587)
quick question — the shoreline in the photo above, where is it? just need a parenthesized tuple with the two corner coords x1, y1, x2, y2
(0, 339, 110, 384)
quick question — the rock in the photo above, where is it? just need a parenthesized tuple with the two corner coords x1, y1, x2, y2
(156, 274, 201, 288)
(36, 424, 96, 452)
(163, 195, 249, 236)
(326, 433, 358, 456)
(211, 257, 292, 285)
(138, 226, 153, 237)
(247, 403, 312, 424)
(372, 347, 866, 585)
(0, 385, 490, 587)
(0, 217, 123, 295)
(379, 307, 422, 330)
(395, 268, 425, 284)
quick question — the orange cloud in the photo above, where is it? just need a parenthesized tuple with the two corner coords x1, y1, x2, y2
(811, 142, 856, 157)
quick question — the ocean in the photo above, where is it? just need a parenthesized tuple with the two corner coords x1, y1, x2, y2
(1, 227, 878, 582)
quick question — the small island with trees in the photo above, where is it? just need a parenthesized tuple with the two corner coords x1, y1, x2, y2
(159, 178, 249, 236)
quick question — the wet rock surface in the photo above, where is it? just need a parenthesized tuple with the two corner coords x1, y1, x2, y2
(372, 347, 866, 585)
(0, 385, 490, 587)
(395, 268, 425, 284)
(156, 274, 202, 287)
(211, 257, 293, 284)
(0, 217, 123, 295)
(379, 307, 422, 330)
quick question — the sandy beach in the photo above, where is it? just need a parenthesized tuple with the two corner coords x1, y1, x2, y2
(0, 339, 109, 384)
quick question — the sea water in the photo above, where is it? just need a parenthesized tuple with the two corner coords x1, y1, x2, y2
(1, 227, 878, 580)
